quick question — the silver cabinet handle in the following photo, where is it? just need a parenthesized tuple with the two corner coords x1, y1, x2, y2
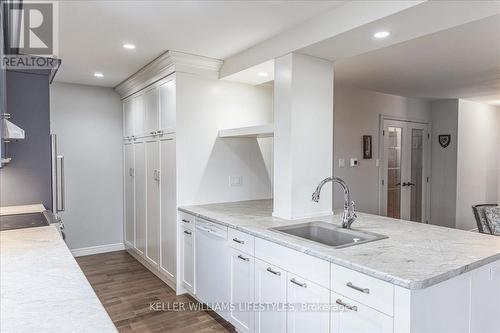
(129, 167, 134, 177)
(237, 254, 250, 262)
(182, 219, 190, 224)
(150, 131, 157, 135)
(56, 155, 65, 212)
(184, 230, 192, 235)
(290, 278, 307, 288)
(346, 282, 370, 294)
(233, 238, 245, 244)
(336, 299, 358, 312)
(157, 130, 163, 135)
(156, 170, 160, 181)
(266, 267, 281, 276)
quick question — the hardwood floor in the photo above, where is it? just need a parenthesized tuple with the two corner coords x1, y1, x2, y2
(76, 250, 233, 333)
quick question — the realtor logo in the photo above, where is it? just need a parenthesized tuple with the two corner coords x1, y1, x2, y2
(2, 1, 58, 69)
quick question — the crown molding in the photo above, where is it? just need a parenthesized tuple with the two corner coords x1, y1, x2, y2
(114, 50, 223, 99)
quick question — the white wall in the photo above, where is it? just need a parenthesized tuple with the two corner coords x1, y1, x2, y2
(333, 85, 431, 214)
(456, 100, 500, 230)
(50, 83, 124, 250)
(430, 100, 459, 228)
(175, 72, 273, 206)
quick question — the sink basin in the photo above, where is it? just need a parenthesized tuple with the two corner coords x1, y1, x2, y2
(270, 221, 387, 249)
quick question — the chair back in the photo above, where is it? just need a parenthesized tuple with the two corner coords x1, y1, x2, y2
(472, 204, 498, 234)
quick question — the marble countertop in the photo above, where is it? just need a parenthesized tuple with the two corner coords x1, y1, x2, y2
(0, 226, 117, 333)
(0, 204, 46, 215)
(179, 199, 500, 290)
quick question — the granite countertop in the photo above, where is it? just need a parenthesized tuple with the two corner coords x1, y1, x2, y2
(179, 199, 500, 290)
(0, 226, 117, 333)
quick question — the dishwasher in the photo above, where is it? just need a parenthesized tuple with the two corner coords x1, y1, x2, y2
(195, 218, 230, 320)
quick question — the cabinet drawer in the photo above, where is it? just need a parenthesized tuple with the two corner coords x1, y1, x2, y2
(331, 291, 393, 333)
(179, 211, 195, 231)
(228, 228, 254, 255)
(255, 238, 330, 288)
(331, 264, 394, 316)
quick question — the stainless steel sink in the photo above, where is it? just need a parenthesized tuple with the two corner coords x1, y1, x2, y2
(270, 221, 387, 249)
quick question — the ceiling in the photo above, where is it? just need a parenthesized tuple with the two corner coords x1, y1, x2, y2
(55, 0, 343, 87)
(332, 14, 500, 103)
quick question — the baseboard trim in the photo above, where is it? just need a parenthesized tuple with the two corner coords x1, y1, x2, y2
(71, 243, 125, 257)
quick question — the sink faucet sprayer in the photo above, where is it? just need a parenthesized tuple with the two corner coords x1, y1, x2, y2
(312, 177, 357, 229)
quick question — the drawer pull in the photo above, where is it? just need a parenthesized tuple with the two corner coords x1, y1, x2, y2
(336, 299, 358, 312)
(266, 267, 281, 276)
(181, 219, 190, 224)
(237, 254, 250, 262)
(183, 230, 192, 235)
(290, 278, 307, 288)
(233, 238, 245, 244)
(346, 282, 370, 294)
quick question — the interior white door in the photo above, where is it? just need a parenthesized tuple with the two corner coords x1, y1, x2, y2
(181, 226, 194, 294)
(254, 259, 287, 333)
(124, 143, 135, 246)
(159, 136, 176, 280)
(331, 292, 393, 333)
(146, 139, 160, 266)
(287, 273, 330, 333)
(143, 87, 159, 136)
(381, 119, 430, 222)
(229, 249, 255, 333)
(159, 78, 176, 133)
(133, 140, 146, 255)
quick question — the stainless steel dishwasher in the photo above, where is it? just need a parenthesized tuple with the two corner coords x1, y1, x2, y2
(195, 218, 230, 320)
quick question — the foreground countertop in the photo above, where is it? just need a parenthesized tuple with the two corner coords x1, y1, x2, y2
(0, 204, 46, 216)
(0, 226, 117, 333)
(179, 200, 500, 290)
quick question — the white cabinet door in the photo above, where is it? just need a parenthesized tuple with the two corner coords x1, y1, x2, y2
(159, 79, 176, 132)
(254, 259, 287, 333)
(145, 139, 160, 266)
(181, 226, 195, 294)
(159, 136, 176, 280)
(331, 292, 393, 333)
(143, 87, 159, 136)
(132, 94, 146, 137)
(124, 143, 135, 246)
(287, 273, 330, 333)
(123, 99, 134, 138)
(133, 140, 146, 255)
(229, 248, 255, 333)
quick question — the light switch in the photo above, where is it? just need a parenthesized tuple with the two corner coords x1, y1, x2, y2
(376, 159, 380, 167)
(229, 175, 243, 187)
(350, 158, 358, 167)
(338, 158, 346, 168)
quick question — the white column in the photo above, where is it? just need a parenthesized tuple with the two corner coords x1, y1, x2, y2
(273, 53, 334, 220)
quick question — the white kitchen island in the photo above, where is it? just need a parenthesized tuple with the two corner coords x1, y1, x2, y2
(178, 199, 500, 333)
(0, 226, 117, 333)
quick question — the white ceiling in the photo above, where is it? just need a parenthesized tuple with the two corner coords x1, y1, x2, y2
(55, 0, 343, 87)
(332, 14, 500, 103)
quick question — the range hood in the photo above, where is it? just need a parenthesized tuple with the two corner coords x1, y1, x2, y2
(2, 117, 25, 140)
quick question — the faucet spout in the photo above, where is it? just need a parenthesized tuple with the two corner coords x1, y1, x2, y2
(312, 177, 357, 229)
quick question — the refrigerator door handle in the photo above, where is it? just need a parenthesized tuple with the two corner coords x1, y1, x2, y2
(57, 155, 65, 212)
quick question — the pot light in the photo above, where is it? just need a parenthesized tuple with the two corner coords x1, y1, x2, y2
(373, 31, 391, 39)
(257, 72, 268, 77)
(123, 43, 136, 50)
(94, 72, 104, 78)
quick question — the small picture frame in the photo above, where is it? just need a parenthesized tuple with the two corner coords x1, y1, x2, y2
(363, 135, 372, 159)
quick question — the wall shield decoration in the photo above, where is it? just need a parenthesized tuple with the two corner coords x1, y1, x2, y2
(439, 134, 451, 148)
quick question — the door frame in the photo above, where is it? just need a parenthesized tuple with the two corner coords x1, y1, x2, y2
(378, 115, 432, 223)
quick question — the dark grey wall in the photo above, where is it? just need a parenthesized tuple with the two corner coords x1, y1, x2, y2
(0, 69, 52, 208)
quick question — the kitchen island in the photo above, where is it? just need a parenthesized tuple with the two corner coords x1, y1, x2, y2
(0, 226, 117, 333)
(178, 199, 500, 333)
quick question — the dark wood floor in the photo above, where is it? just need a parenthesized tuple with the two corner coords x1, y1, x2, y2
(76, 250, 232, 333)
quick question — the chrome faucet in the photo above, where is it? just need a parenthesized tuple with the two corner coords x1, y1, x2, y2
(312, 177, 357, 229)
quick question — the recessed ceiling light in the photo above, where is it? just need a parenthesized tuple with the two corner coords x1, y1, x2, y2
(123, 43, 135, 50)
(94, 72, 104, 78)
(373, 31, 391, 39)
(257, 72, 268, 77)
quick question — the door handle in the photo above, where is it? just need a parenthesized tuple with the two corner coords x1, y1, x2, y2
(346, 282, 370, 294)
(237, 254, 250, 262)
(290, 278, 307, 288)
(266, 267, 281, 276)
(183, 230, 192, 235)
(336, 299, 358, 312)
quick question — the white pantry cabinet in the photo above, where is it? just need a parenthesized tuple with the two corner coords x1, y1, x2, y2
(123, 99, 134, 138)
(123, 142, 135, 246)
(254, 259, 287, 333)
(159, 79, 176, 133)
(145, 139, 160, 267)
(133, 139, 146, 255)
(143, 87, 159, 136)
(181, 225, 195, 294)
(229, 248, 255, 333)
(331, 291, 393, 333)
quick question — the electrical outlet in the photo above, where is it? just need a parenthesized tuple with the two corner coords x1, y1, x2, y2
(229, 176, 243, 187)
(350, 158, 358, 167)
